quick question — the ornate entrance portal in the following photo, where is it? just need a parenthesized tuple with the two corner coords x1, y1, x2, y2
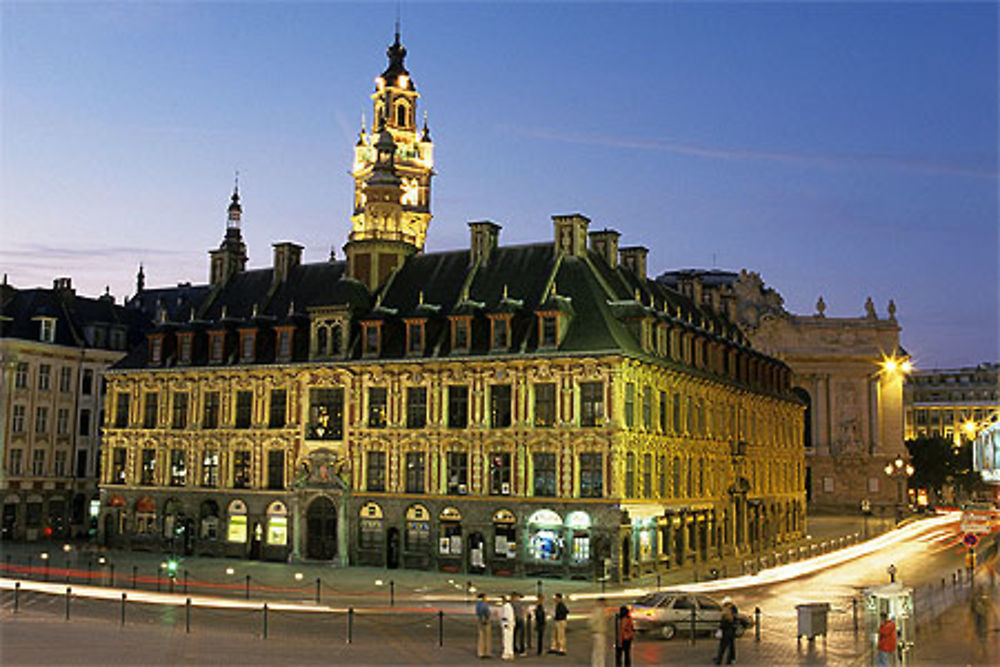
(306, 496, 337, 560)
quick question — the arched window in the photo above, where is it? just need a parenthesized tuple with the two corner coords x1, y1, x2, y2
(266, 501, 287, 546)
(316, 327, 328, 357)
(227, 499, 247, 543)
(396, 103, 407, 127)
(331, 324, 342, 355)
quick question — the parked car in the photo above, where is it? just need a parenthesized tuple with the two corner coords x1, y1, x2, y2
(628, 592, 753, 640)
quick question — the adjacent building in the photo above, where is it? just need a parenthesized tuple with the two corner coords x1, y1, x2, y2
(904, 363, 999, 446)
(0, 277, 149, 540)
(99, 33, 805, 580)
(659, 270, 909, 513)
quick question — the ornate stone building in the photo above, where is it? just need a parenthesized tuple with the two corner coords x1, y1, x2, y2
(659, 269, 908, 513)
(0, 277, 149, 541)
(99, 33, 805, 581)
(904, 363, 999, 446)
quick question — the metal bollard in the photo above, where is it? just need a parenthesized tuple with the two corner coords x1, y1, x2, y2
(14, 581, 20, 613)
(121, 593, 126, 625)
(852, 597, 858, 632)
(86, 560, 92, 583)
(527, 612, 532, 650)
(438, 610, 444, 647)
(536, 579, 542, 598)
(245, 575, 251, 600)
(755, 606, 761, 641)
(657, 573, 661, 590)
(186, 597, 191, 633)
(262, 603, 268, 639)
(110, 563, 115, 588)
(690, 606, 697, 645)
(390, 580, 395, 606)
(65, 587, 71, 620)
(65, 559, 72, 583)
(347, 607, 354, 644)
(315, 577, 321, 604)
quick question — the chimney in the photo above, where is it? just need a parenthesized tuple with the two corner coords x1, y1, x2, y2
(588, 229, 620, 268)
(468, 220, 501, 265)
(52, 277, 75, 297)
(552, 213, 590, 258)
(619, 247, 648, 281)
(272, 242, 303, 285)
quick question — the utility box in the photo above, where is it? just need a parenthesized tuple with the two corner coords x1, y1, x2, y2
(796, 602, 831, 640)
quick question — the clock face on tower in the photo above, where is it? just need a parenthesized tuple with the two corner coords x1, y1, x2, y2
(400, 178, 419, 206)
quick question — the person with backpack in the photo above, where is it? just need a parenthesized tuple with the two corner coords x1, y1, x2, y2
(614, 606, 635, 667)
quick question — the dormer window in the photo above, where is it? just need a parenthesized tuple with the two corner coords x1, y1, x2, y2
(451, 317, 471, 353)
(363, 322, 381, 357)
(406, 320, 425, 356)
(149, 335, 164, 365)
(209, 331, 226, 364)
(311, 316, 346, 359)
(178, 333, 194, 365)
(275, 327, 294, 363)
(538, 314, 557, 348)
(38, 317, 56, 343)
(109, 327, 126, 350)
(490, 316, 510, 351)
(239, 329, 256, 363)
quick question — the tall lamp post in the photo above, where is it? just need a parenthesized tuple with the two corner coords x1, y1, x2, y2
(884, 457, 915, 524)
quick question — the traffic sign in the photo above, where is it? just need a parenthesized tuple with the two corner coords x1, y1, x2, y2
(964, 533, 979, 548)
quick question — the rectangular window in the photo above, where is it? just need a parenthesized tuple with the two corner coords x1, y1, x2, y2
(112, 448, 127, 484)
(659, 391, 667, 433)
(235, 391, 253, 428)
(81, 369, 93, 394)
(56, 408, 69, 435)
(490, 384, 512, 428)
(40, 319, 55, 342)
(233, 450, 251, 488)
(11, 405, 25, 433)
(452, 318, 470, 351)
(9, 449, 22, 476)
(489, 452, 512, 495)
(150, 336, 163, 364)
(276, 329, 293, 361)
(269, 389, 287, 428)
(35, 406, 48, 434)
(540, 315, 557, 347)
(38, 364, 51, 391)
(406, 387, 427, 429)
(59, 367, 72, 393)
(15, 362, 28, 389)
(446, 451, 468, 494)
(625, 452, 635, 497)
(240, 331, 255, 362)
(368, 387, 387, 428)
(201, 450, 219, 487)
(267, 450, 285, 490)
(533, 452, 557, 497)
(405, 452, 425, 493)
(534, 383, 556, 427)
(140, 448, 156, 485)
(366, 451, 386, 491)
(624, 383, 635, 428)
(580, 382, 604, 427)
(642, 453, 652, 498)
(203, 391, 220, 429)
(143, 392, 159, 429)
(491, 318, 509, 350)
(172, 392, 189, 429)
(209, 332, 225, 363)
(178, 334, 193, 364)
(447, 386, 468, 429)
(580, 453, 603, 498)
(53, 450, 67, 476)
(658, 455, 667, 497)
(32, 449, 45, 475)
(672, 393, 682, 434)
(364, 324, 379, 356)
(76, 451, 87, 478)
(308, 388, 344, 439)
(407, 322, 424, 354)
(642, 387, 652, 430)
(170, 449, 186, 487)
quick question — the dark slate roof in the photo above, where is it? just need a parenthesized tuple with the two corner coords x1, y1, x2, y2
(0, 280, 151, 350)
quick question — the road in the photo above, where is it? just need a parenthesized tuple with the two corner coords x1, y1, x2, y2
(2, 512, 996, 665)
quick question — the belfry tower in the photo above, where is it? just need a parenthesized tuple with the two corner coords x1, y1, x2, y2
(344, 29, 434, 291)
(209, 182, 248, 287)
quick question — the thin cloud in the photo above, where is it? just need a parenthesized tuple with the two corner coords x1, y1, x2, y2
(506, 125, 997, 179)
(0, 243, 188, 263)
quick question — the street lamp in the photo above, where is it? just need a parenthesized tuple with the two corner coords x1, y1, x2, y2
(885, 457, 915, 523)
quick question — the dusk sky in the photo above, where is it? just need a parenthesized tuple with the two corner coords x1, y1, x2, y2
(2, 2, 996, 369)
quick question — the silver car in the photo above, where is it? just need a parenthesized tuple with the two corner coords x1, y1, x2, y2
(629, 592, 751, 640)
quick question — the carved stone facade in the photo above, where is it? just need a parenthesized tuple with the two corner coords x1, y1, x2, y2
(660, 269, 907, 513)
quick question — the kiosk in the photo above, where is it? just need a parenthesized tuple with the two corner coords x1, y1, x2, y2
(863, 581, 914, 666)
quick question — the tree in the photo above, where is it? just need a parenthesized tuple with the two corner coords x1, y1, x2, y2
(906, 435, 985, 504)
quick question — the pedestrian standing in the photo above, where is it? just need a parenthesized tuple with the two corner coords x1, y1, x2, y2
(501, 595, 516, 661)
(476, 593, 493, 659)
(550, 592, 569, 655)
(713, 600, 737, 665)
(589, 599, 607, 667)
(614, 606, 635, 667)
(876, 613, 896, 667)
(534, 594, 547, 655)
(513, 592, 526, 656)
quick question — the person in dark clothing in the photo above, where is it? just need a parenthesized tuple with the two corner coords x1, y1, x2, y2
(512, 592, 526, 656)
(549, 593, 569, 654)
(615, 605, 635, 667)
(534, 594, 547, 655)
(714, 601, 737, 665)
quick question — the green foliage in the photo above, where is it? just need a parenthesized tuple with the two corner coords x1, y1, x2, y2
(905, 435, 983, 500)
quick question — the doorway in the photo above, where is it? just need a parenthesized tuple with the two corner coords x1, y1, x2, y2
(621, 535, 631, 580)
(305, 497, 337, 560)
(386, 527, 400, 569)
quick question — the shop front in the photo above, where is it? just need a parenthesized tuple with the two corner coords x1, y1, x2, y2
(225, 499, 248, 557)
(403, 504, 431, 569)
(356, 501, 384, 566)
(437, 506, 463, 572)
(263, 500, 289, 561)
(526, 509, 564, 577)
(490, 509, 518, 576)
(565, 510, 594, 578)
